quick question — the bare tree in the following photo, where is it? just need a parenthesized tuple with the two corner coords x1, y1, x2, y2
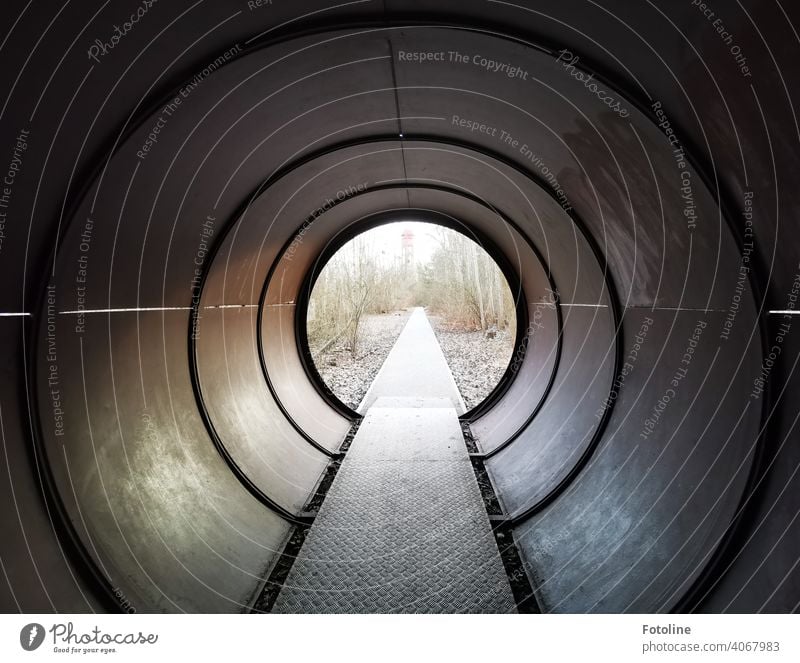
(416, 228, 514, 332)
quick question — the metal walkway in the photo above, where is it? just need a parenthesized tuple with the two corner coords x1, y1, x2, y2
(357, 307, 466, 413)
(272, 309, 516, 613)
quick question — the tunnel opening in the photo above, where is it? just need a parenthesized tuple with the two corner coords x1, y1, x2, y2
(299, 220, 521, 417)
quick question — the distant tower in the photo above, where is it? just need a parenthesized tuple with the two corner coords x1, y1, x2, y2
(401, 228, 415, 268)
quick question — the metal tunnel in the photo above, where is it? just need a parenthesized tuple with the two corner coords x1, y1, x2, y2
(1, 0, 798, 614)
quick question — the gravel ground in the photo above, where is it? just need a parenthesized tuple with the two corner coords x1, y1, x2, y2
(311, 310, 411, 409)
(429, 314, 515, 411)
(312, 309, 513, 411)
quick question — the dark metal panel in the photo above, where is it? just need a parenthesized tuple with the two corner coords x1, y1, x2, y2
(487, 305, 616, 515)
(699, 320, 800, 613)
(392, 28, 739, 309)
(260, 305, 352, 449)
(514, 308, 762, 613)
(34, 307, 290, 612)
(0, 318, 102, 613)
(195, 307, 329, 512)
(52, 32, 400, 313)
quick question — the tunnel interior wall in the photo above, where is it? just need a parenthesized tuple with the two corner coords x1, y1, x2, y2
(0, 0, 796, 614)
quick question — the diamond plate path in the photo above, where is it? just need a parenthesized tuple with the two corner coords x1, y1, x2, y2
(357, 307, 466, 413)
(272, 308, 516, 613)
